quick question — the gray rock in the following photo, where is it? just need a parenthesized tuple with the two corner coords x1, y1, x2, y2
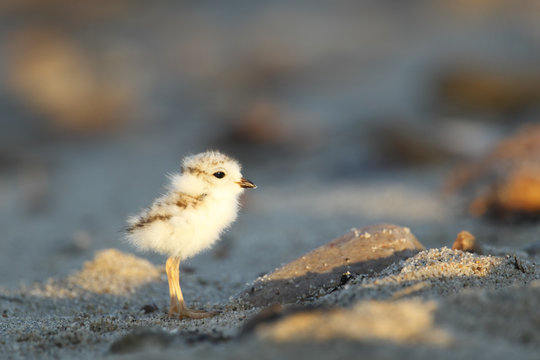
(238, 224, 424, 307)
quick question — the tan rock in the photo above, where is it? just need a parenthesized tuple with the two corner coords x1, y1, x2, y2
(452, 230, 483, 254)
(6, 27, 132, 133)
(238, 224, 424, 307)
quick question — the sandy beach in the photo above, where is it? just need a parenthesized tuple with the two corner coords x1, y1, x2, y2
(2, 2, 540, 359)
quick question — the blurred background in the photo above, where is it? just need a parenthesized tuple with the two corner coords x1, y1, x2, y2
(2, 1, 540, 288)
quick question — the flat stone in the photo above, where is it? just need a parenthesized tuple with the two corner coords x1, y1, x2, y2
(237, 224, 424, 307)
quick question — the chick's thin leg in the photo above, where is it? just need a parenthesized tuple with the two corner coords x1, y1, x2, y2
(166, 256, 181, 315)
(165, 256, 217, 319)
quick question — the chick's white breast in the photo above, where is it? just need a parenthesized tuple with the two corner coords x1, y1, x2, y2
(168, 194, 239, 258)
(128, 192, 239, 259)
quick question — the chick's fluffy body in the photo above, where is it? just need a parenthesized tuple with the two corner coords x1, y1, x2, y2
(126, 151, 245, 260)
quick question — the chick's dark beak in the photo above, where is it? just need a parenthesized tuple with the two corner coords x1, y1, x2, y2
(237, 178, 257, 189)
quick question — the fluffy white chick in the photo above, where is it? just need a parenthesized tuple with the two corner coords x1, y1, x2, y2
(125, 150, 256, 319)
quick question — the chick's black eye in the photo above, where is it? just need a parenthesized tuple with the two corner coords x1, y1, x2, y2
(213, 171, 226, 179)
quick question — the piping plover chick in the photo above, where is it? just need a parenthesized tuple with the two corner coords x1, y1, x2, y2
(125, 150, 256, 319)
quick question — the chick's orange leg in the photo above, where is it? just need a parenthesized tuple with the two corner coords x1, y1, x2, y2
(165, 256, 217, 319)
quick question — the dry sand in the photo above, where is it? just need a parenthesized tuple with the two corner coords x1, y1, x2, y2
(1, 240, 539, 359)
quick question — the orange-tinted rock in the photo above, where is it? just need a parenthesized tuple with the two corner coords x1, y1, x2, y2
(447, 124, 540, 220)
(238, 224, 424, 308)
(494, 166, 540, 213)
